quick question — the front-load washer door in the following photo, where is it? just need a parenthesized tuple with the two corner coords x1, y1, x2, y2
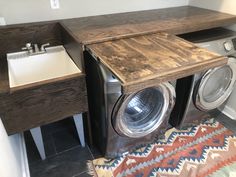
(112, 82, 175, 138)
(194, 57, 236, 111)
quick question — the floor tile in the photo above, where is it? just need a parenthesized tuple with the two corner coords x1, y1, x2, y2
(25, 117, 83, 161)
(41, 117, 74, 138)
(89, 146, 103, 159)
(73, 171, 92, 177)
(24, 131, 57, 163)
(52, 128, 81, 153)
(29, 146, 93, 177)
(43, 135, 57, 157)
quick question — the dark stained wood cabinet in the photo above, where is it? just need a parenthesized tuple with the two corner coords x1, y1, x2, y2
(0, 22, 88, 135)
(0, 74, 87, 135)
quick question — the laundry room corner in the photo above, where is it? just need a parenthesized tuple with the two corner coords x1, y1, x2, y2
(1, 1, 236, 177)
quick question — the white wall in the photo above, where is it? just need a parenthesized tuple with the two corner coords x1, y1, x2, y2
(0, 119, 29, 177)
(0, 0, 188, 25)
(189, 0, 236, 15)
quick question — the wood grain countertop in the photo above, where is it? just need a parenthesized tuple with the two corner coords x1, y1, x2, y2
(61, 6, 236, 45)
(0, 6, 234, 134)
(87, 33, 227, 93)
(1, 6, 236, 96)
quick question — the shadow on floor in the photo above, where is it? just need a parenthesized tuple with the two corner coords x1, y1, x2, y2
(24, 117, 102, 177)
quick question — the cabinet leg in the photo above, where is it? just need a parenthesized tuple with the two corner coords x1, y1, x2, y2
(30, 127, 46, 160)
(73, 114, 85, 147)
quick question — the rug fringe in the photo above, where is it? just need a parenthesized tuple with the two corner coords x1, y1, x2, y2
(87, 160, 98, 177)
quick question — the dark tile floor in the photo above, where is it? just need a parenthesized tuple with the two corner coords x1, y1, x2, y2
(24, 117, 102, 177)
(25, 114, 236, 177)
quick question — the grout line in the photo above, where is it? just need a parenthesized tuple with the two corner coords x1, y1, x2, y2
(56, 144, 82, 156)
(51, 132, 59, 156)
(87, 145, 95, 160)
(72, 170, 89, 177)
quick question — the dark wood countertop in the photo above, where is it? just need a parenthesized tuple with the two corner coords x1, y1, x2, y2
(87, 33, 227, 93)
(0, 56, 9, 94)
(1, 6, 236, 96)
(0, 5, 235, 134)
(61, 6, 236, 45)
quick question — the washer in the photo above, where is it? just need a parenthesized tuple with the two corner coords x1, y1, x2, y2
(85, 51, 176, 158)
(170, 28, 236, 129)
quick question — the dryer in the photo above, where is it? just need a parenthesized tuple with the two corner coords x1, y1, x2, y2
(170, 28, 236, 129)
(85, 51, 175, 158)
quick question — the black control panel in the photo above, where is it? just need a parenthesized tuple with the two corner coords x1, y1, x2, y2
(232, 38, 236, 50)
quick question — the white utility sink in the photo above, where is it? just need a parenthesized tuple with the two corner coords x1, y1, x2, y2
(7, 45, 81, 88)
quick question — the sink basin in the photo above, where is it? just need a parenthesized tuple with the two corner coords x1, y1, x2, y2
(7, 45, 81, 88)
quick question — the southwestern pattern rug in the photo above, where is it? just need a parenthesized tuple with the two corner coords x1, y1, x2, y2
(88, 119, 236, 177)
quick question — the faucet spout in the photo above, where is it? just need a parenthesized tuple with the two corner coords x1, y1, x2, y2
(22, 43, 50, 55)
(40, 43, 50, 52)
(34, 44, 39, 53)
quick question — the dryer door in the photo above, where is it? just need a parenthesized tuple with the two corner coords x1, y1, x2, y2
(194, 57, 236, 111)
(112, 82, 175, 138)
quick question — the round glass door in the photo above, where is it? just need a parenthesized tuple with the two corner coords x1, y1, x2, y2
(112, 83, 175, 138)
(195, 58, 236, 111)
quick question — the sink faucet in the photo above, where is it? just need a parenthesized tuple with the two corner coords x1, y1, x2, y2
(40, 43, 50, 52)
(34, 44, 39, 53)
(22, 43, 50, 55)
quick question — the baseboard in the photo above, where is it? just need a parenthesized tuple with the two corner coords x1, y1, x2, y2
(19, 133, 30, 177)
(222, 105, 236, 120)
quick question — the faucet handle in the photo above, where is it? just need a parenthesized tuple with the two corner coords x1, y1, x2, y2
(22, 43, 32, 50)
(40, 43, 50, 51)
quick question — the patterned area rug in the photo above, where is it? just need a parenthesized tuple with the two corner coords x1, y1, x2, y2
(88, 119, 236, 177)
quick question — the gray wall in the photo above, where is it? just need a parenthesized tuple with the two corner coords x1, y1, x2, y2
(0, 0, 188, 25)
(189, 0, 236, 30)
(189, 0, 236, 14)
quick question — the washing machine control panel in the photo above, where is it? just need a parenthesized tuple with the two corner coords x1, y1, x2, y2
(232, 38, 236, 50)
(196, 35, 236, 56)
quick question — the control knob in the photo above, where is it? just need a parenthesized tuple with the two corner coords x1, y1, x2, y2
(223, 42, 233, 52)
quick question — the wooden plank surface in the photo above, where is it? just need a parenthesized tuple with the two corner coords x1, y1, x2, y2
(0, 56, 9, 94)
(61, 6, 236, 45)
(87, 33, 227, 93)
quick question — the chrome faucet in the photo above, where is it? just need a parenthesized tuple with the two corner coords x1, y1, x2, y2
(22, 43, 50, 55)
(40, 43, 50, 52)
(22, 43, 33, 54)
(34, 44, 39, 53)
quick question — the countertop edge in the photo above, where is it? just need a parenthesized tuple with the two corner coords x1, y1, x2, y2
(121, 56, 227, 94)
